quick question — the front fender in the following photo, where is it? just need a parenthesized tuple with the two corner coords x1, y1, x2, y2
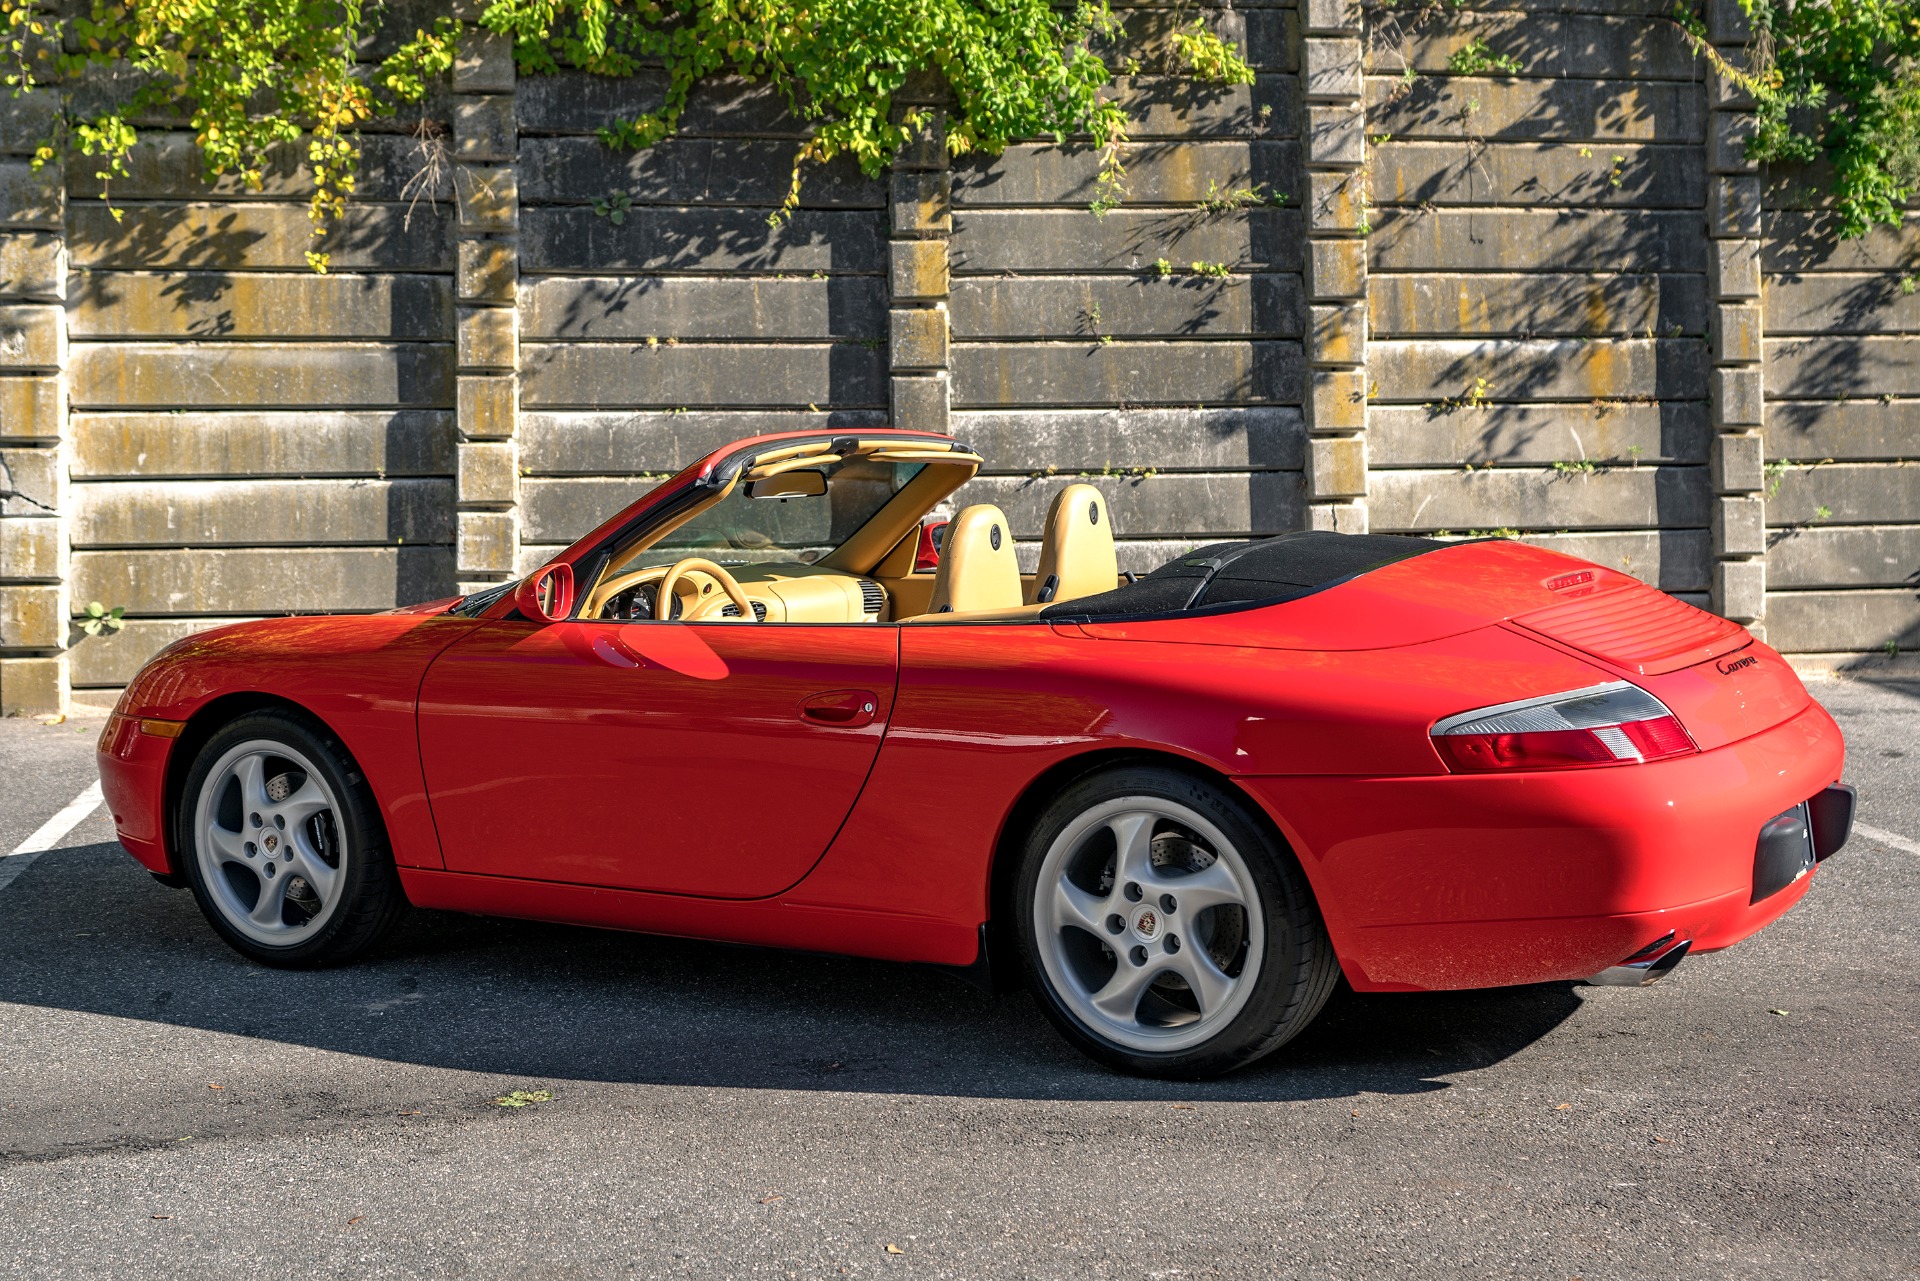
(101, 613, 478, 875)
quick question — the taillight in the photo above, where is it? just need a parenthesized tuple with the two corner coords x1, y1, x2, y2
(913, 520, 947, 572)
(1431, 681, 1696, 773)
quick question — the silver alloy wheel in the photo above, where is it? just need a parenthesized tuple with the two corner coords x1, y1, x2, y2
(191, 738, 347, 947)
(1032, 796, 1265, 1054)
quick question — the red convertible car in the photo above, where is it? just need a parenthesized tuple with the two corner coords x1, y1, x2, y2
(97, 430, 1854, 1077)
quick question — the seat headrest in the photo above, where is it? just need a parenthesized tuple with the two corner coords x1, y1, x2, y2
(927, 503, 1022, 615)
(1031, 482, 1118, 605)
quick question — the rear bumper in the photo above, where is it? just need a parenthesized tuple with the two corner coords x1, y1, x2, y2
(97, 714, 176, 876)
(1240, 700, 1846, 992)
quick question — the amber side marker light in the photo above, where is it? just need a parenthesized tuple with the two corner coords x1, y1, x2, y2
(1431, 681, 1695, 773)
(138, 718, 187, 739)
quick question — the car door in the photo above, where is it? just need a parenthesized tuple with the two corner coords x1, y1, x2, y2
(415, 616, 898, 898)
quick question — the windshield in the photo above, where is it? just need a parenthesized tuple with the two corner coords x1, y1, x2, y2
(648, 457, 924, 567)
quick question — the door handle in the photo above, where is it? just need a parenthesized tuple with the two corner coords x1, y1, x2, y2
(799, 689, 880, 729)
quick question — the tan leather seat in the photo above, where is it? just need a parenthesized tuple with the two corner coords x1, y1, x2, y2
(926, 503, 1022, 614)
(1028, 483, 1118, 605)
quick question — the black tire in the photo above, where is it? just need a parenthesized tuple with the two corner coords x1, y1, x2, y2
(1013, 765, 1338, 1079)
(175, 708, 407, 968)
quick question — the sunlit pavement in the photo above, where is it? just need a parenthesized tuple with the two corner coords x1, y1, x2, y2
(2, 681, 1916, 1279)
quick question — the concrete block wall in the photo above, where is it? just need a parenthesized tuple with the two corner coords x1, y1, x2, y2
(1757, 100, 1920, 653)
(0, 53, 68, 715)
(25, 9, 462, 711)
(511, 70, 890, 571)
(1362, 0, 1715, 599)
(947, 0, 1309, 572)
(0, 0, 1912, 711)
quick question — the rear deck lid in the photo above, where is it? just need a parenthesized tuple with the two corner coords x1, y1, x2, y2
(1512, 583, 1750, 676)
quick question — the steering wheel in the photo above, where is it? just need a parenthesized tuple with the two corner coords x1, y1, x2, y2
(654, 557, 760, 622)
(583, 564, 666, 619)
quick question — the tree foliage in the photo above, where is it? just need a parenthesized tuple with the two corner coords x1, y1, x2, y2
(1678, 0, 1920, 238)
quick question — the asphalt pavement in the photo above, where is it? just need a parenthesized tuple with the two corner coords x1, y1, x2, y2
(1, 681, 1916, 1280)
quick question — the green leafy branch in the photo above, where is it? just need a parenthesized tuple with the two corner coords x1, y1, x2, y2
(5, 1, 1261, 252)
(1673, 0, 1920, 238)
(1445, 37, 1521, 76)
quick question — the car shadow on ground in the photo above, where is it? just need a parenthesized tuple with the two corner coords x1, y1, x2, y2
(2, 844, 1586, 1104)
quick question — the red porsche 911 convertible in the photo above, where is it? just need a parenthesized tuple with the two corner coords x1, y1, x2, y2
(97, 429, 1854, 1077)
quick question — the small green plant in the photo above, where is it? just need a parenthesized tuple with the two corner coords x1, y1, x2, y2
(1153, 257, 1174, 278)
(1763, 457, 1794, 498)
(1089, 169, 1126, 217)
(1902, 274, 1919, 296)
(491, 1090, 553, 1109)
(1608, 154, 1627, 188)
(591, 192, 633, 224)
(1888, 639, 1902, 659)
(1168, 19, 1257, 86)
(1196, 180, 1279, 215)
(1551, 459, 1600, 475)
(1447, 38, 1523, 77)
(1190, 261, 1232, 278)
(1434, 377, 1497, 413)
(78, 601, 125, 637)
(1814, 504, 1833, 520)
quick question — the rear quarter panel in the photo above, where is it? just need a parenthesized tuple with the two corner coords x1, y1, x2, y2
(790, 619, 1612, 936)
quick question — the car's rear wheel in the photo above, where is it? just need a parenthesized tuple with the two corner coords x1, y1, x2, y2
(1014, 765, 1338, 1078)
(177, 709, 406, 967)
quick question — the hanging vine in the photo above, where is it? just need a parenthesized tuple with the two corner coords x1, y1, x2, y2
(1675, 0, 1920, 240)
(1, 0, 1253, 270)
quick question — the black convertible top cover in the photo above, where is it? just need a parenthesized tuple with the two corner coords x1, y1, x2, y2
(1039, 530, 1451, 621)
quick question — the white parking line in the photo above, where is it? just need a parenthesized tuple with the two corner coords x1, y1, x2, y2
(1, 780, 104, 892)
(1855, 821, 1920, 858)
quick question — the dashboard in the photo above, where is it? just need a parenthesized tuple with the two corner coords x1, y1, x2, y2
(590, 561, 888, 624)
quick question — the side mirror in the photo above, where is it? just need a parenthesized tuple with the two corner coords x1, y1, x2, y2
(513, 562, 575, 624)
(745, 469, 828, 500)
(913, 520, 948, 572)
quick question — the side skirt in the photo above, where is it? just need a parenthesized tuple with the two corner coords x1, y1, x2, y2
(397, 867, 980, 967)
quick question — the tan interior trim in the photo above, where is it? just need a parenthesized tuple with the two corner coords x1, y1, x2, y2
(743, 441, 835, 468)
(871, 523, 924, 578)
(873, 572, 936, 618)
(818, 459, 976, 575)
(865, 449, 985, 465)
(901, 602, 1049, 624)
(745, 453, 842, 480)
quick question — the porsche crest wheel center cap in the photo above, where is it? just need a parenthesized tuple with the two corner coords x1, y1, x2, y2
(1131, 907, 1160, 941)
(263, 834, 278, 854)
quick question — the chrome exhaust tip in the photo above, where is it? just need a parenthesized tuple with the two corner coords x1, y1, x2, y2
(1585, 931, 1692, 987)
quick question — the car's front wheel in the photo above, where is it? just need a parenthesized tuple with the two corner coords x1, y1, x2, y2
(177, 709, 406, 967)
(1014, 766, 1338, 1078)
